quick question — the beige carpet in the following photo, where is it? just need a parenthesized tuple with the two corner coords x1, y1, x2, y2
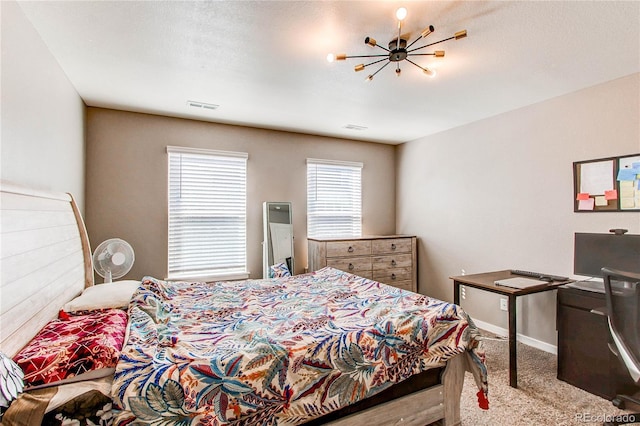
(459, 334, 638, 425)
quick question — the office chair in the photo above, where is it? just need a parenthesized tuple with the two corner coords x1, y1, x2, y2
(602, 267, 640, 418)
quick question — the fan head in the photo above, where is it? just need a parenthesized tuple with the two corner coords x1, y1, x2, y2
(92, 238, 135, 283)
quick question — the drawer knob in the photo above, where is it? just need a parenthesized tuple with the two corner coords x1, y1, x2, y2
(348, 246, 354, 253)
(391, 243, 396, 250)
(391, 259, 397, 266)
(348, 263, 354, 270)
(391, 273, 396, 280)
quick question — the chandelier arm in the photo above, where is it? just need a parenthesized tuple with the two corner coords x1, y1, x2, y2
(406, 53, 438, 57)
(405, 35, 423, 50)
(345, 54, 389, 59)
(405, 58, 429, 72)
(370, 61, 392, 79)
(407, 36, 455, 53)
(363, 58, 389, 68)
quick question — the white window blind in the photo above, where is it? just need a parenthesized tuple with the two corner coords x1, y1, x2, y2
(167, 146, 248, 280)
(307, 158, 363, 238)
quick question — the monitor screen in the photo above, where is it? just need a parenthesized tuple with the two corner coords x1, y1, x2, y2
(574, 233, 640, 277)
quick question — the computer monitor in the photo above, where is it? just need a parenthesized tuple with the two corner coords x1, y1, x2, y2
(574, 232, 640, 278)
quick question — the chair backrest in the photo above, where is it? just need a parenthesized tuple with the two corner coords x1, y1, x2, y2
(602, 267, 640, 384)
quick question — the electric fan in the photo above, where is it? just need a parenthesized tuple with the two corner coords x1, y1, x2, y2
(92, 238, 135, 283)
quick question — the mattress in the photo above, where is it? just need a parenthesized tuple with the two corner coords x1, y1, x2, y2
(112, 267, 488, 424)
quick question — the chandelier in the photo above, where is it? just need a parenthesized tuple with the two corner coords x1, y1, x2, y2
(327, 7, 467, 81)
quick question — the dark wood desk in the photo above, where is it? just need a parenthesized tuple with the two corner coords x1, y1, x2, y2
(557, 286, 640, 399)
(449, 270, 571, 388)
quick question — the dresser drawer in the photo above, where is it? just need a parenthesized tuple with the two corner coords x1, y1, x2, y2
(387, 280, 413, 292)
(373, 267, 412, 283)
(372, 254, 412, 270)
(326, 240, 371, 258)
(327, 257, 372, 274)
(372, 238, 412, 255)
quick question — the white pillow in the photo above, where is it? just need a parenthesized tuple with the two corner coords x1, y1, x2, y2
(63, 280, 140, 313)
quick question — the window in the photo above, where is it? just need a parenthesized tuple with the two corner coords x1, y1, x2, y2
(167, 146, 248, 280)
(307, 158, 363, 238)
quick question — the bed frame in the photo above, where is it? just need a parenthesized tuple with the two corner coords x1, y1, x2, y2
(325, 355, 465, 426)
(0, 181, 93, 357)
(0, 181, 465, 426)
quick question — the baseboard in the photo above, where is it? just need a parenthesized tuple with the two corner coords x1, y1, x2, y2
(471, 318, 558, 355)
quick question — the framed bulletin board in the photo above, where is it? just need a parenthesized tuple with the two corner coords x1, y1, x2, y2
(573, 153, 640, 212)
(618, 154, 640, 211)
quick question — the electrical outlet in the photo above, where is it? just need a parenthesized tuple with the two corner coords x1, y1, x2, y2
(500, 298, 508, 311)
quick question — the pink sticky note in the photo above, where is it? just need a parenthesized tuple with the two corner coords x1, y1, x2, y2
(604, 189, 618, 200)
(578, 198, 595, 211)
(576, 193, 590, 201)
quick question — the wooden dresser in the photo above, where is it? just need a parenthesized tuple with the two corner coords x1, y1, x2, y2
(308, 235, 417, 292)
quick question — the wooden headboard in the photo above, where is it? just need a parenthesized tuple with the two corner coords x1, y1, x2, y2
(0, 181, 93, 356)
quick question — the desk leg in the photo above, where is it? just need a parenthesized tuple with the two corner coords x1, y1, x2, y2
(453, 281, 460, 305)
(508, 294, 517, 388)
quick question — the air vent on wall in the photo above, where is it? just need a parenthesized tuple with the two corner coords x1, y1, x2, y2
(343, 124, 368, 131)
(187, 100, 219, 110)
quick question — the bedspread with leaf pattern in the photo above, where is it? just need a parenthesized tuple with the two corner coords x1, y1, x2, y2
(112, 267, 488, 425)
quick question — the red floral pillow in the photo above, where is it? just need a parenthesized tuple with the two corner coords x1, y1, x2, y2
(13, 309, 127, 387)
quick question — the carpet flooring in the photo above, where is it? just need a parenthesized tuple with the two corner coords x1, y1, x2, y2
(459, 334, 638, 425)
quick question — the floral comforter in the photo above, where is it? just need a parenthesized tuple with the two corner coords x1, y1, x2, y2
(112, 267, 488, 425)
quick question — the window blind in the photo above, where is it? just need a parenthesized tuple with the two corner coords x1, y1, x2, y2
(167, 146, 248, 280)
(307, 159, 363, 238)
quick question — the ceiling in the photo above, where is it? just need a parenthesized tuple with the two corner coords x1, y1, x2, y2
(17, 1, 640, 145)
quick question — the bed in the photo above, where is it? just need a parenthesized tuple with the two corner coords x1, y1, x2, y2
(0, 181, 488, 425)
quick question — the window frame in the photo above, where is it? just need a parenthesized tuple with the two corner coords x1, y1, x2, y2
(306, 158, 363, 239)
(166, 146, 249, 282)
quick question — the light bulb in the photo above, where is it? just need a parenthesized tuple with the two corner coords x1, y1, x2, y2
(423, 68, 436, 78)
(326, 53, 335, 63)
(396, 7, 407, 21)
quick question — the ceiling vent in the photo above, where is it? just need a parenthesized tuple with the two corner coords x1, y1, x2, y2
(343, 124, 368, 131)
(187, 100, 219, 110)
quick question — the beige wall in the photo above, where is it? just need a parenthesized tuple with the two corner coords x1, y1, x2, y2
(85, 108, 396, 282)
(1, 1, 86, 210)
(396, 73, 640, 349)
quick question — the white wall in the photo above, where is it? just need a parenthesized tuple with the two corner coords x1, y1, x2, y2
(396, 73, 640, 348)
(1, 0, 85, 210)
